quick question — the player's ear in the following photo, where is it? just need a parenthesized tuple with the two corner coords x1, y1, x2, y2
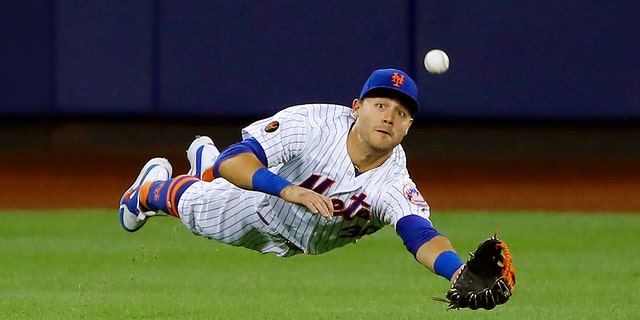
(352, 99, 361, 115)
(404, 119, 414, 136)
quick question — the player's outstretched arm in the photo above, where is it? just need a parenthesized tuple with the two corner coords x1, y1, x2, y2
(415, 236, 463, 283)
(396, 215, 464, 282)
(217, 152, 334, 220)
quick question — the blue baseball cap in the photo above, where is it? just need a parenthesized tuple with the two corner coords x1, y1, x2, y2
(359, 68, 420, 115)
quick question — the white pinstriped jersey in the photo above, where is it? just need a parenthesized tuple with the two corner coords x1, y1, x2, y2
(177, 103, 432, 256)
(241, 104, 432, 254)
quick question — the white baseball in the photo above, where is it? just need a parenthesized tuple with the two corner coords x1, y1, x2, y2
(424, 49, 450, 74)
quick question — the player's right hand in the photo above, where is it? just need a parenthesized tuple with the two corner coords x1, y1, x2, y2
(280, 185, 334, 220)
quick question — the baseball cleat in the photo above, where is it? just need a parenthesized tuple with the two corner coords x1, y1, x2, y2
(186, 135, 220, 181)
(119, 157, 172, 232)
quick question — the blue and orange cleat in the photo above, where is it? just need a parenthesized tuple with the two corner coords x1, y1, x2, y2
(119, 157, 172, 232)
(186, 135, 220, 181)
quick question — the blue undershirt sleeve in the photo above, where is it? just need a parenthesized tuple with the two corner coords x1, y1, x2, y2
(212, 137, 292, 196)
(395, 215, 442, 258)
(213, 137, 267, 178)
(396, 215, 464, 280)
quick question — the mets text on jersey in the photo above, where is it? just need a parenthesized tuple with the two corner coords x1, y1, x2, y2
(299, 174, 371, 221)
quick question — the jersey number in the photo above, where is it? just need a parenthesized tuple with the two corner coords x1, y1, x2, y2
(339, 225, 381, 238)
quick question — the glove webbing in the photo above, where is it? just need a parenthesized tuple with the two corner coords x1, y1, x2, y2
(498, 241, 516, 290)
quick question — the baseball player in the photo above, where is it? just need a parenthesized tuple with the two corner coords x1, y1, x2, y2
(119, 68, 465, 283)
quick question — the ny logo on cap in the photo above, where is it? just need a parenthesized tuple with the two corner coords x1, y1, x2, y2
(391, 73, 405, 87)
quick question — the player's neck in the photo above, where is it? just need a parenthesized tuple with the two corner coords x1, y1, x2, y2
(346, 132, 392, 173)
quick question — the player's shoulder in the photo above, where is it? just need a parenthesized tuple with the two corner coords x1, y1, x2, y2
(374, 147, 413, 192)
(382, 174, 430, 210)
(370, 148, 411, 191)
(387, 144, 408, 169)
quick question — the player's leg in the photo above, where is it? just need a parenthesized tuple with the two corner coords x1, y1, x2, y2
(120, 138, 298, 256)
(185, 137, 300, 256)
(186, 135, 220, 181)
(119, 158, 201, 232)
(119, 157, 173, 232)
(177, 181, 299, 256)
(127, 172, 297, 256)
(136, 174, 201, 218)
(119, 135, 222, 232)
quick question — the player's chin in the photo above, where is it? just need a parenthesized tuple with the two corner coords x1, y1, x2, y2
(370, 137, 399, 152)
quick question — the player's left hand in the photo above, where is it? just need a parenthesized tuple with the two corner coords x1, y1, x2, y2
(280, 184, 334, 220)
(435, 233, 516, 310)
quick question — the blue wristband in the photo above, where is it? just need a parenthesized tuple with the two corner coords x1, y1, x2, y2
(251, 167, 292, 196)
(434, 251, 464, 281)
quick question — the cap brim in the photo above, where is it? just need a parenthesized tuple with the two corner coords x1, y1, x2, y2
(360, 86, 420, 115)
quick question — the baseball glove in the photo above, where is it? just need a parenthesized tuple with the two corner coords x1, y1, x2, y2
(436, 232, 516, 310)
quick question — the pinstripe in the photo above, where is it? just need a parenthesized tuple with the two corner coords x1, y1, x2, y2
(178, 104, 431, 257)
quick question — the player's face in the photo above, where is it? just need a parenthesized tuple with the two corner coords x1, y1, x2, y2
(351, 97, 413, 152)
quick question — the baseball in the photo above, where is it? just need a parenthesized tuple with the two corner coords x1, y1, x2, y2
(424, 49, 450, 74)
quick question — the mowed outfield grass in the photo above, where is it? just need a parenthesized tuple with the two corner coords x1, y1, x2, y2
(1, 210, 638, 320)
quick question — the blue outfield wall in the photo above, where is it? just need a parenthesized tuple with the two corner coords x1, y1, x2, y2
(1, 1, 639, 121)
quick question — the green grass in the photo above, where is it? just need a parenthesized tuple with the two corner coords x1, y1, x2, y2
(0, 210, 638, 319)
